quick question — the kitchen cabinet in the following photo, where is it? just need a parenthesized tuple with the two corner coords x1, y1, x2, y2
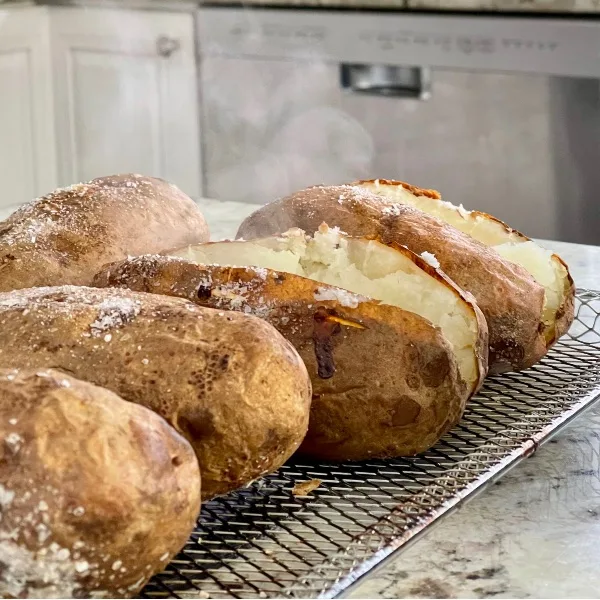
(0, 7, 56, 215)
(0, 5, 201, 214)
(51, 7, 201, 196)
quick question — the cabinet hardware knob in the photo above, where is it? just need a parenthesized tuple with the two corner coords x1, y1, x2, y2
(156, 36, 180, 58)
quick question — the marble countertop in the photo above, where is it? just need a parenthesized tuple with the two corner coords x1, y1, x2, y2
(201, 197, 600, 600)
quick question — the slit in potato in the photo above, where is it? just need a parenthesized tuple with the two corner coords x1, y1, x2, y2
(356, 179, 571, 342)
(169, 224, 482, 394)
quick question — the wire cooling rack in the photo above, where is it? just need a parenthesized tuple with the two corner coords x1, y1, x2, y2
(141, 289, 600, 599)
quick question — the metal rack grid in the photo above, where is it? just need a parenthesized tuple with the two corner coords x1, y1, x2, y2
(141, 288, 600, 599)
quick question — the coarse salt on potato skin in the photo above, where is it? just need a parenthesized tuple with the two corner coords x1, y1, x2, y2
(0, 174, 209, 292)
(0, 368, 200, 599)
(93, 254, 482, 461)
(0, 287, 312, 499)
(236, 184, 549, 374)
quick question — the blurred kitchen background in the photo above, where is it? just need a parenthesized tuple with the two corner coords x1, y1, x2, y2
(0, 0, 599, 243)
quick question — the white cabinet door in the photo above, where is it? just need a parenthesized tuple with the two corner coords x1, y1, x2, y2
(51, 7, 202, 198)
(0, 7, 56, 214)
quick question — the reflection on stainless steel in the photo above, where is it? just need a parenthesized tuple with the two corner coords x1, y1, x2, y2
(141, 289, 600, 599)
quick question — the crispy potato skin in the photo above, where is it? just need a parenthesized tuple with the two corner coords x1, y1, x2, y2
(94, 256, 477, 461)
(0, 174, 209, 292)
(0, 368, 200, 598)
(236, 185, 548, 373)
(0, 287, 311, 499)
(552, 254, 575, 345)
(355, 178, 576, 350)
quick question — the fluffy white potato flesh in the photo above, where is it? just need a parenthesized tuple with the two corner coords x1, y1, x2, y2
(170, 226, 480, 392)
(358, 179, 568, 335)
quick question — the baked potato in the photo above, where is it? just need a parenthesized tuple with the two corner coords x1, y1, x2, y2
(236, 184, 563, 373)
(93, 238, 487, 460)
(0, 368, 200, 599)
(167, 224, 487, 392)
(0, 174, 209, 292)
(0, 286, 311, 499)
(356, 178, 575, 351)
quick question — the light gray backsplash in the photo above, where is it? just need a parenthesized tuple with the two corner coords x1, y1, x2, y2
(200, 57, 578, 240)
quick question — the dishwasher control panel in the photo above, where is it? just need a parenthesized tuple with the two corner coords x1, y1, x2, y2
(198, 7, 600, 78)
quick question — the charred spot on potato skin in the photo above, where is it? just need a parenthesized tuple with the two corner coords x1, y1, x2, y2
(421, 351, 451, 387)
(491, 338, 525, 364)
(196, 284, 212, 300)
(36, 339, 64, 353)
(555, 303, 567, 321)
(391, 396, 421, 426)
(313, 308, 342, 379)
(177, 411, 216, 441)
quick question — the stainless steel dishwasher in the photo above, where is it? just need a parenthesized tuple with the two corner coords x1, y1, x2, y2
(196, 6, 600, 243)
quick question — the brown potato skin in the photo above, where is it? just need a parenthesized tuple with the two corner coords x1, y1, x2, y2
(552, 254, 576, 346)
(0, 174, 209, 292)
(94, 255, 479, 461)
(236, 184, 549, 374)
(355, 178, 575, 349)
(0, 287, 311, 499)
(0, 368, 200, 599)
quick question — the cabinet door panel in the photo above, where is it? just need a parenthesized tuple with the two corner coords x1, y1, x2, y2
(0, 8, 55, 213)
(67, 49, 162, 181)
(0, 48, 37, 210)
(52, 8, 202, 197)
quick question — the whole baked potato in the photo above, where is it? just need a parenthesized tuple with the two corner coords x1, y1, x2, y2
(94, 225, 488, 461)
(0, 174, 209, 292)
(236, 184, 571, 373)
(0, 368, 200, 599)
(0, 287, 311, 499)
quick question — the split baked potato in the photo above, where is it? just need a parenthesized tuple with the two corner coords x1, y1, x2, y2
(236, 184, 573, 373)
(94, 226, 487, 461)
(0, 174, 209, 292)
(0, 368, 200, 599)
(356, 178, 575, 351)
(0, 286, 311, 499)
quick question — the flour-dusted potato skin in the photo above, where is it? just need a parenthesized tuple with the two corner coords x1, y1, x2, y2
(0, 287, 311, 499)
(93, 255, 475, 461)
(0, 174, 209, 292)
(0, 368, 200, 599)
(236, 185, 548, 374)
